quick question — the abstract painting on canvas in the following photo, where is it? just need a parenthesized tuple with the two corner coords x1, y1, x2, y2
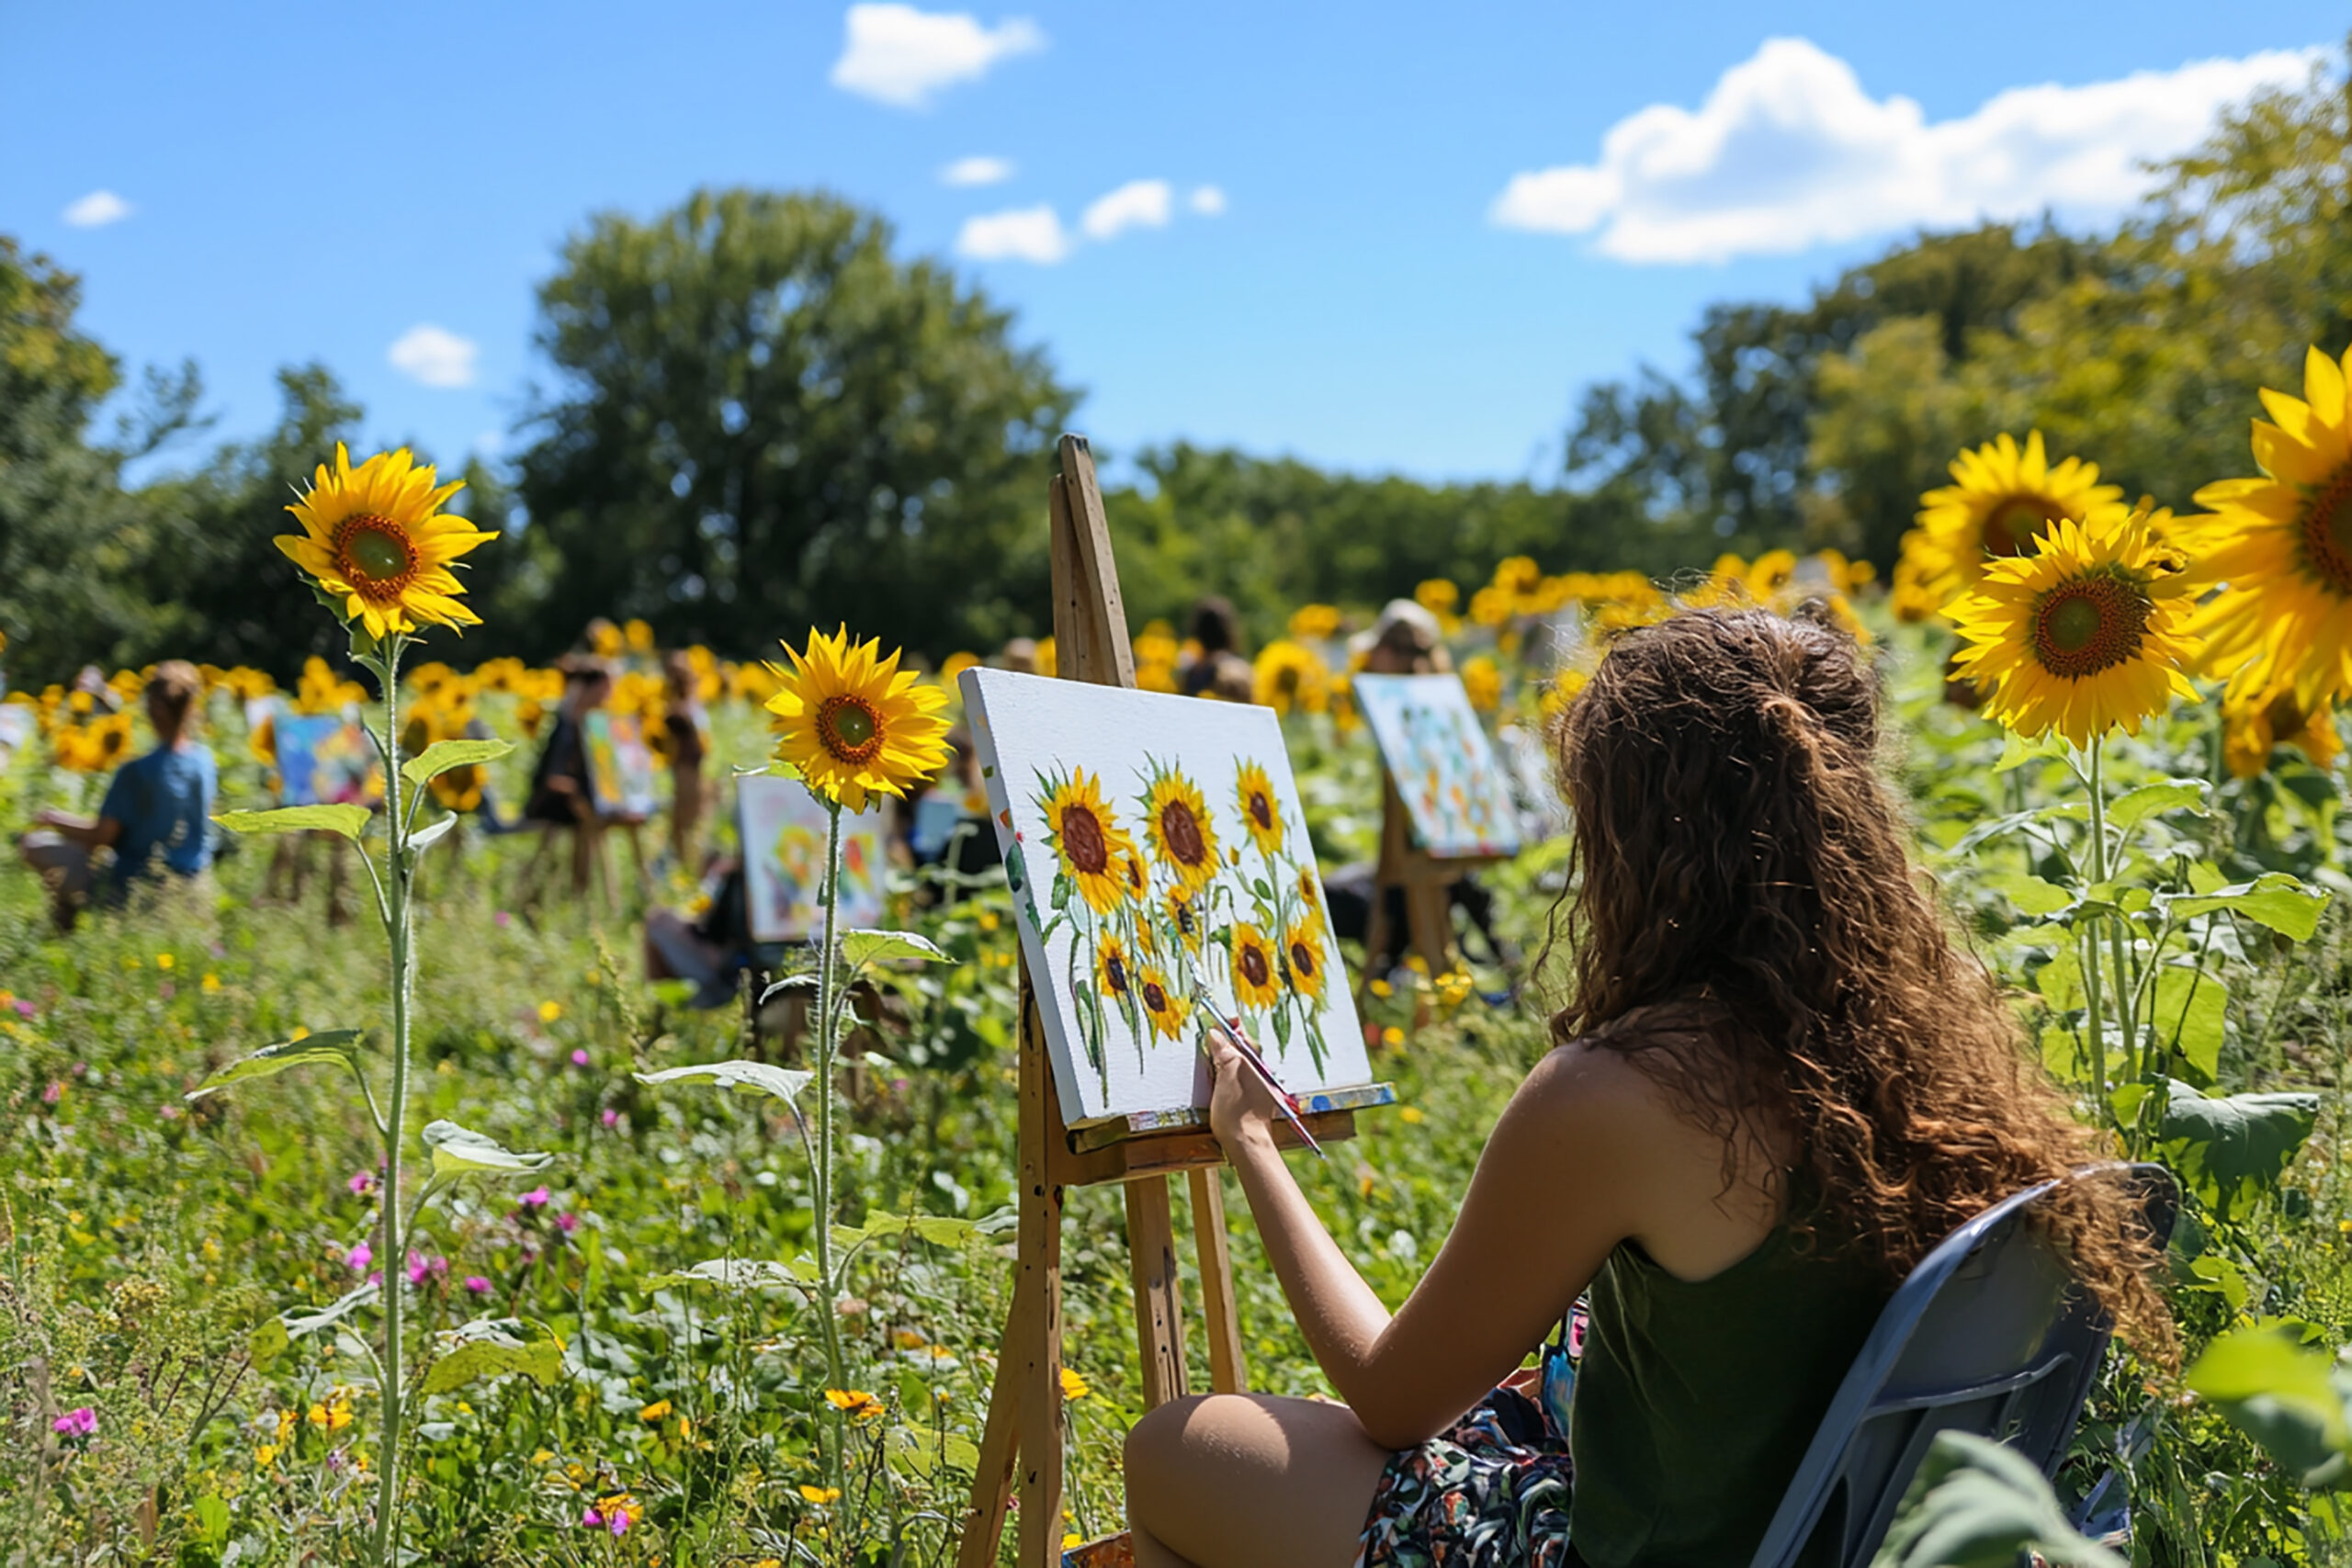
(1351, 673, 1522, 861)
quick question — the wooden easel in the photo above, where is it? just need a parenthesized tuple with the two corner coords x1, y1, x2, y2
(1363, 774, 1462, 980)
(956, 435, 1375, 1568)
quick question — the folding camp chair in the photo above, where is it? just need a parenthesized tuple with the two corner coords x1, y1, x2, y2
(1748, 1162, 2178, 1567)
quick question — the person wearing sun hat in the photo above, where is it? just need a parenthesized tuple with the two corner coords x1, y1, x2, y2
(1351, 599, 1454, 675)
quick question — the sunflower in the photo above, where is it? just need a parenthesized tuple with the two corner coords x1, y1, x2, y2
(1163, 889, 1204, 956)
(1283, 919, 1328, 1004)
(1095, 933, 1136, 1007)
(2177, 344, 2352, 706)
(1295, 866, 1320, 914)
(1945, 509, 2199, 749)
(1234, 761, 1284, 856)
(1251, 640, 1330, 716)
(766, 626, 952, 814)
(1460, 655, 1502, 713)
(1141, 762, 1219, 896)
(1894, 433, 2129, 619)
(1038, 768, 1134, 915)
(1229, 923, 1282, 1011)
(2223, 682, 2342, 780)
(1136, 964, 1186, 1042)
(276, 445, 496, 640)
(1117, 843, 1151, 907)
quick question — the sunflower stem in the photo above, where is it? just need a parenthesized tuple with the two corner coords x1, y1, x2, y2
(809, 795, 851, 1527)
(370, 634, 413, 1567)
(2086, 738, 2141, 1102)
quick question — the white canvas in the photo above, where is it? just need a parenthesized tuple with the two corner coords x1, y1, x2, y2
(1352, 673, 1524, 860)
(960, 668, 1374, 1126)
(738, 773, 888, 944)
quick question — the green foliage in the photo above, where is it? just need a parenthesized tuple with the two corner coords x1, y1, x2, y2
(185, 1029, 369, 1102)
(214, 804, 372, 840)
(2159, 1084, 2322, 1223)
(1874, 1431, 2123, 1568)
(2187, 1324, 2352, 1490)
(401, 738, 515, 792)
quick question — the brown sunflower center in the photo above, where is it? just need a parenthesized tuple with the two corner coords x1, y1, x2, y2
(333, 514, 420, 596)
(1983, 495, 2062, 558)
(1173, 898, 1195, 934)
(1159, 798, 1207, 865)
(1290, 942, 1315, 978)
(2031, 570, 2150, 679)
(1125, 855, 1147, 892)
(816, 694, 886, 764)
(1142, 979, 1168, 1013)
(1104, 951, 1128, 992)
(2299, 464, 2352, 594)
(1247, 790, 1273, 830)
(1239, 942, 1272, 988)
(1060, 803, 1109, 874)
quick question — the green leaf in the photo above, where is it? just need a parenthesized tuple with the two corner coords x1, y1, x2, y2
(2033, 949, 2085, 1012)
(2187, 859, 2230, 896)
(1871, 1429, 2126, 1567)
(2159, 1082, 2319, 1220)
(213, 805, 371, 841)
(1995, 731, 2072, 773)
(2109, 779, 2211, 832)
(401, 737, 514, 791)
(2186, 1325, 2352, 1488)
(281, 1281, 380, 1340)
(421, 1316, 567, 1394)
(2187, 1255, 2252, 1314)
(888, 1423, 982, 1476)
(851, 1213, 991, 1248)
(842, 929, 953, 967)
(2150, 968, 2228, 1080)
(247, 1317, 291, 1371)
(2157, 872, 2330, 942)
(643, 1258, 812, 1292)
(186, 1031, 368, 1102)
(421, 1119, 555, 1177)
(1993, 874, 2075, 918)
(407, 813, 458, 852)
(1943, 802, 2087, 857)
(635, 1060, 815, 1108)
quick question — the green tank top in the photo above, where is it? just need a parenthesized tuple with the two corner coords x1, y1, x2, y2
(1567, 1202, 1891, 1567)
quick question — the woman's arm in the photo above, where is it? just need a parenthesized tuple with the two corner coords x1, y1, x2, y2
(32, 810, 123, 850)
(1209, 1030, 1662, 1449)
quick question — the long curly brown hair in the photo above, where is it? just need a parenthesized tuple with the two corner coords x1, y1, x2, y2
(1549, 608, 2171, 1356)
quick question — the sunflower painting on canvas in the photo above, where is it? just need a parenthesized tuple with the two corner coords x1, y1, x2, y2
(961, 668, 1375, 1125)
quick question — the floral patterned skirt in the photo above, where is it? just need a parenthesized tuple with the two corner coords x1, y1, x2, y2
(1357, 1386, 1580, 1568)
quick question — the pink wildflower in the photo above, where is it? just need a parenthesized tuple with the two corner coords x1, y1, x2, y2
(462, 1275, 492, 1294)
(41, 1081, 62, 1106)
(348, 1171, 376, 1196)
(52, 1407, 97, 1438)
(346, 1241, 372, 1272)
(601, 1108, 620, 1129)
(406, 1252, 448, 1286)
(571, 1048, 590, 1067)
(582, 1506, 605, 1529)
(556, 1212, 579, 1234)
(519, 1186, 551, 1209)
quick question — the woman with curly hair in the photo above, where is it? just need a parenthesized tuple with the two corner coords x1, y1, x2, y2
(1124, 609, 2167, 1568)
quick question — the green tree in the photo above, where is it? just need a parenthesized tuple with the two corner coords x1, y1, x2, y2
(510, 187, 1076, 660)
(0, 239, 201, 687)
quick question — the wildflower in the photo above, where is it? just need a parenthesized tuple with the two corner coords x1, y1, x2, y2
(200, 973, 221, 994)
(556, 1212, 579, 1234)
(41, 1081, 61, 1106)
(519, 1186, 551, 1209)
(1399, 1106, 1427, 1125)
(799, 1484, 842, 1505)
(345, 1241, 373, 1272)
(276, 444, 494, 638)
(405, 1252, 447, 1286)
(1059, 1366, 1091, 1401)
(537, 1000, 562, 1024)
(155, 953, 175, 970)
(463, 1276, 492, 1294)
(570, 1047, 589, 1067)
(52, 1407, 97, 1438)
(640, 1400, 673, 1422)
(601, 1108, 620, 1129)
(824, 1388, 885, 1419)
(765, 626, 953, 813)
(348, 1170, 376, 1196)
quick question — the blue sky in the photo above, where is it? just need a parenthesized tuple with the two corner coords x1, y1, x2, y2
(3, 1, 2340, 488)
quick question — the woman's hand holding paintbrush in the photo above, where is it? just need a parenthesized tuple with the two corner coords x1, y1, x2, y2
(1190, 983, 1325, 1158)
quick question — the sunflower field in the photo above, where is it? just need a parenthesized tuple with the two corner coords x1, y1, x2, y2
(12, 335, 2352, 1568)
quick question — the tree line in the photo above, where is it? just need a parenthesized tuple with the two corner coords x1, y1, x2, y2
(4, 53, 2345, 686)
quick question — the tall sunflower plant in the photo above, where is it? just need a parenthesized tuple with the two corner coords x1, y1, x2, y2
(630, 625, 991, 1553)
(185, 446, 566, 1568)
(1939, 504, 2331, 1155)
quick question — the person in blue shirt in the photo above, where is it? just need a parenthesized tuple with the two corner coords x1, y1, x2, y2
(18, 660, 217, 931)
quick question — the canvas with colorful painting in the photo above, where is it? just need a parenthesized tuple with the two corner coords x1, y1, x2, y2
(737, 773, 886, 944)
(583, 710, 660, 818)
(274, 711, 383, 808)
(959, 667, 1374, 1126)
(1351, 672, 1523, 861)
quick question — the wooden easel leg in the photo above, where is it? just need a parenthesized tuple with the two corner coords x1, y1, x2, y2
(1405, 876, 1453, 977)
(1186, 1167, 1248, 1394)
(1013, 993, 1066, 1568)
(1123, 1176, 1190, 1408)
(959, 1286, 1032, 1568)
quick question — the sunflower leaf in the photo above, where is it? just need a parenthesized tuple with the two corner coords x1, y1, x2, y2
(213, 805, 371, 841)
(636, 1060, 816, 1108)
(279, 1280, 380, 1340)
(2183, 1325, 2352, 1488)
(2155, 873, 2330, 942)
(186, 1030, 368, 1101)
(407, 814, 458, 852)
(643, 1258, 813, 1292)
(2109, 780, 2211, 833)
(421, 1317, 567, 1394)
(844, 929, 952, 967)
(401, 738, 515, 792)
(421, 1119, 556, 1177)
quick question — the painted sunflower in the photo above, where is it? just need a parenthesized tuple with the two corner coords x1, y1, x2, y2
(1295, 866, 1320, 914)
(1118, 843, 1152, 908)
(1234, 761, 1284, 856)
(1136, 964, 1186, 1042)
(1142, 762, 1220, 896)
(2222, 682, 2342, 780)
(1283, 919, 1328, 1004)
(1229, 922, 1282, 1011)
(276, 444, 497, 639)
(1095, 933, 1136, 1007)
(2181, 344, 2352, 705)
(1163, 889, 1205, 956)
(1894, 432, 2128, 620)
(766, 626, 952, 814)
(1945, 510, 2199, 749)
(1039, 768, 1133, 915)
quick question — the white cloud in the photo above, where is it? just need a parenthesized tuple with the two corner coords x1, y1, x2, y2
(831, 4, 1044, 109)
(1491, 39, 2324, 264)
(942, 154, 1015, 186)
(956, 205, 1071, 265)
(62, 189, 132, 228)
(1188, 185, 1227, 217)
(1080, 178, 1172, 242)
(388, 324, 479, 389)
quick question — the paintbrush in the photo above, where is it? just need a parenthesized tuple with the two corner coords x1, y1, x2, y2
(1185, 982, 1325, 1158)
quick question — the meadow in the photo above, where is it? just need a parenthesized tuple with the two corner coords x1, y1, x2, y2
(8, 461, 2352, 1568)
